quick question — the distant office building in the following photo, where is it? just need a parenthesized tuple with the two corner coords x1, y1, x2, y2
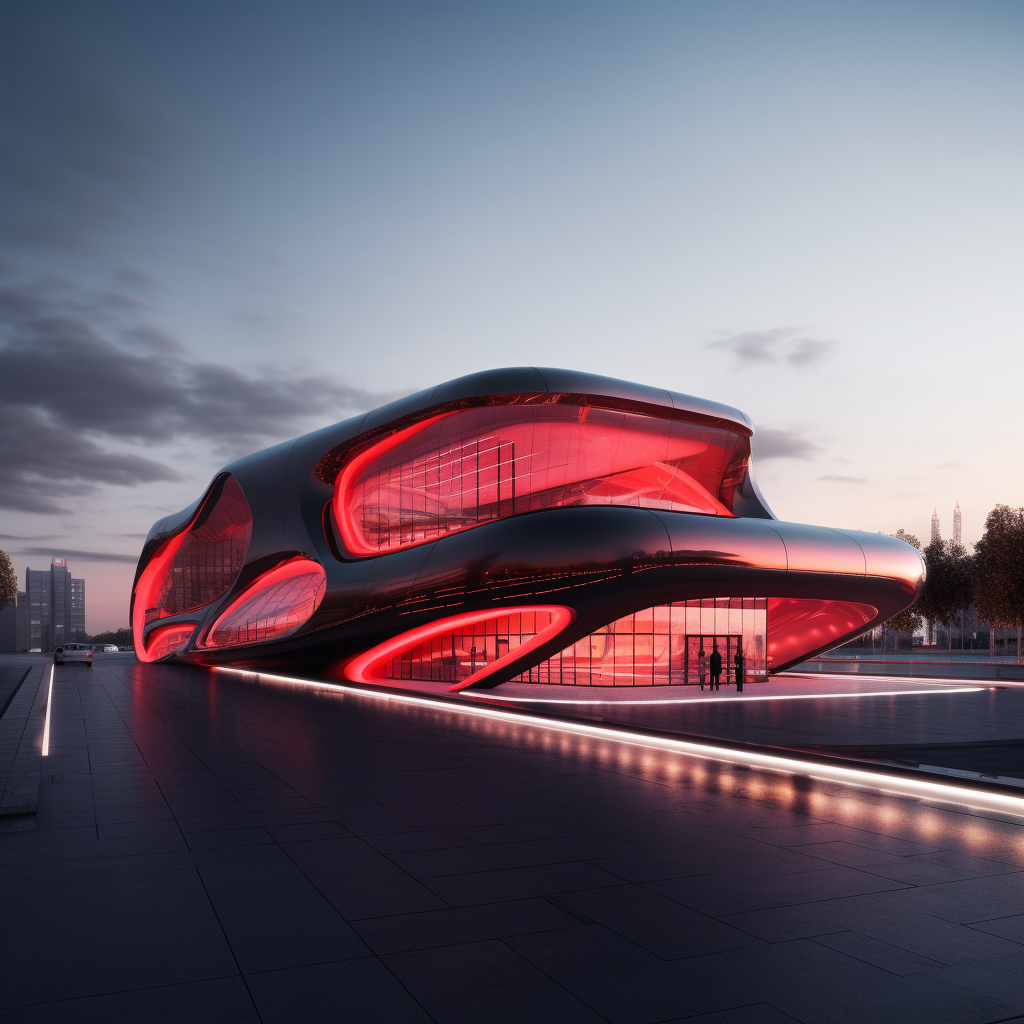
(931, 509, 941, 544)
(953, 502, 962, 546)
(71, 578, 86, 642)
(17, 558, 86, 652)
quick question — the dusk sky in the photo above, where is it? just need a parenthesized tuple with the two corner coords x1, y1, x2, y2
(2, 0, 1022, 633)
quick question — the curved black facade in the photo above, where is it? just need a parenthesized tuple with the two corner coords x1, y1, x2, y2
(131, 367, 924, 692)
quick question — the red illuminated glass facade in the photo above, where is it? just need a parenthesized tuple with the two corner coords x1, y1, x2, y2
(334, 404, 745, 557)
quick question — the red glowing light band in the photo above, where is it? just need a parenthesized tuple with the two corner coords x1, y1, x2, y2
(343, 605, 576, 692)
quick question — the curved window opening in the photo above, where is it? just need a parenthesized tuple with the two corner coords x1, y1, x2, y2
(335, 405, 745, 556)
(144, 622, 197, 662)
(132, 475, 253, 657)
(203, 558, 326, 648)
(344, 606, 574, 691)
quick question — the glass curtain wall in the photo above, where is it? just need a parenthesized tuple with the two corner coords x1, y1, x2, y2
(514, 598, 768, 686)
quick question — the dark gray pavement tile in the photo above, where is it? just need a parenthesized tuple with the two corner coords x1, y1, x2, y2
(593, 839, 834, 884)
(264, 820, 353, 842)
(97, 819, 182, 839)
(969, 914, 1024, 942)
(913, 950, 1024, 1013)
(422, 861, 625, 906)
(662, 1005, 802, 1024)
(0, 978, 258, 1023)
(282, 836, 450, 918)
(0, 833, 189, 870)
(0, 870, 238, 1009)
(184, 827, 274, 850)
(553, 884, 760, 959)
(649, 866, 910, 916)
(505, 923, 748, 1023)
(246, 958, 431, 1024)
(719, 907, 845, 943)
(795, 900, 1024, 966)
(811, 931, 944, 976)
(465, 833, 641, 868)
(857, 851, 1024, 886)
(197, 844, 371, 971)
(174, 803, 396, 832)
(437, 824, 532, 845)
(386, 846, 496, 877)
(352, 898, 580, 954)
(383, 939, 605, 1023)
(364, 830, 460, 854)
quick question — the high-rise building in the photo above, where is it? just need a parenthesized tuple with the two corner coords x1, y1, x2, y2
(953, 502, 962, 546)
(19, 559, 86, 651)
(71, 578, 86, 642)
(931, 510, 941, 544)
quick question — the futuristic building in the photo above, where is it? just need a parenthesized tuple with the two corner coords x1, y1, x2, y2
(131, 368, 924, 693)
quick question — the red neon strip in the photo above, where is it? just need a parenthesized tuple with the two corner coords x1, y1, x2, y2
(343, 605, 575, 692)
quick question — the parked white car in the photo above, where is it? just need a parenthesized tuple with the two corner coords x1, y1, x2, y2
(54, 644, 93, 666)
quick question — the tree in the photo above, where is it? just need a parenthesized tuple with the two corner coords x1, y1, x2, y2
(917, 539, 972, 652)
(88, 628, 134, 648)
(974, 505, 1024, 663)
(0, 550, 16, 612)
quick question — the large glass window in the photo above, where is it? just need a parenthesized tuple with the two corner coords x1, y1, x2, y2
(335, 404, 746, 556)
(514, 599, 768, 686)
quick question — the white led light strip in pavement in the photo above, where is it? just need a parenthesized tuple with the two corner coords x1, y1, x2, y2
(215, 667, 1024, 817)
(41, 665, 54, 757)
(469, 685, 984, 705)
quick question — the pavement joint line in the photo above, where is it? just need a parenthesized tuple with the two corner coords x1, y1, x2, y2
(214, 666, 1024, 817)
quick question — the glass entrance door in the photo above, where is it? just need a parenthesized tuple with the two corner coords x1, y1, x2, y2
(684, 635, 743, 685)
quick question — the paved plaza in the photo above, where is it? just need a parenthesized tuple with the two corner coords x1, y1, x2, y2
(2, 653, 1024, 1023)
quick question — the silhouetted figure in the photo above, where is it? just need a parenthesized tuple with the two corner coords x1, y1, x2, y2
(698, 645, 707, 690)
(709, 646, 722, 691)
(734, 648, 744, 692)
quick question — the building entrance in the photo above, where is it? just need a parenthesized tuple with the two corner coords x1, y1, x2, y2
(684, 635, 743, 686)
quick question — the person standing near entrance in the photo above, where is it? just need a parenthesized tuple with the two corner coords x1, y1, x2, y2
(698, 644, 707, 690)
(734, 646, 744, 692)
(709, 645, 722, 691)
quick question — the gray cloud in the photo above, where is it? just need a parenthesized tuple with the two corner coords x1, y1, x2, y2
(709, 328, 836, 369)
(0, 12, 165, 253)
(11, 546, 141, 565)
(818, 474, 867, 484)
(751, 427, 821, 461)
(0, 275, 405, 513)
